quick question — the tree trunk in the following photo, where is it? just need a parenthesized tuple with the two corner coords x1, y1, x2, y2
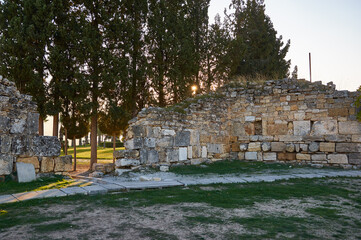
(90, 114, 98, 170)
(64, 128, 68, 155)
(98, 134, 101, 147)
(38, 115, 44, 136)
(53, 113, 59, 138)
(73, 136, 77, 171)
(113, 133, 116, 164)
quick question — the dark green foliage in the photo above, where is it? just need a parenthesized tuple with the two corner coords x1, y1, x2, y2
(98, 103, 130, 139)
(355, 86, 361, 122)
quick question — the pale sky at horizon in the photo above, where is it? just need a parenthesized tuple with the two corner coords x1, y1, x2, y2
(209, 0, 361, 91)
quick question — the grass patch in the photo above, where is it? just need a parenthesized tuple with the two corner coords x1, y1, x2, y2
(306, 207, 340, 219)
(32, 222, 78, 233)
(186, 215, 224, 225)
(0, 175, 70, 195)
(170, 160, 302, 175)
(61, 146, 124, 159)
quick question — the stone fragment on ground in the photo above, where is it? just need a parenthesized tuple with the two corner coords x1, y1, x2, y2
(16, 162, 36, 183)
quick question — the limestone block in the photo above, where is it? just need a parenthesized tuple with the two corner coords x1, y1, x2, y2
(124, 139, 134, 149)
(0, 116, 10, 133)
(189, 130, 200, 145)
(329, 108, 349, 117)
(10, 118, 26, 134)
(146, 126, 161, 138)
(259, 142, 270, 152)
(271, 142, 286, 152)
(54, 155, 72, 172)
(140, 149, 147, 164)
(17, 156, 39, 169)
(348, 153, 361, 165)
(166, 149, 179, 163)
(308, 142, 319, 152)
(187, 146, 193, 159)
(278, 135, 303, 142)
(40, 157, 55, 173)
(263, 152, 277, 161)
(233, 122, 255, 136)
(115, 158, 140, 167)
(144, 138, 156, 148)
(0, 154, 14, 175)
(352, 135, 361, 142)
(285, 144, 295, 153)
(293, 121, 311, 136)
(11, 136, 27, 155)
(156, 136, 174, 148)
(294, 144, 300, 152)
(147, 150, 159, 163)
(245, 116, 256, 122)
(179, 147, 187, 161)
(319, 143, 335, 152)
(133, 138, 143, 149)
(113, 150, 139, 159)
(0, 135, 11, 153)
(27, 112, 39, 134)
(162, 129, 176, 136)
(238, 152, 245, 160)
(328, 154, 348, 164)
(267, 124, 288, 135)
(311, 154, 327, 161)
(277, 153, 296, 161)
(310, 120, 338, 135)
(248, 142, 261, 152)
(16, 162, 36, 183)
(192, 145, 201, 158)
(231, 143, 240, 152)
(207, 143, 224, 153)
(191, 159, 205, 165)
(160, 165, 169, 172)
(201, 146, 207, 158)
(296, 153, 311, 161)
(339, 121, 361, 135)
(175, 131, 191, 147)
(132, 125, 145, 137)
(239, 143, 248, 151)
(31, 136, 61, 157)
(104, 164, 115, 173)
(92, 163, 106, 173)
(336, 143, 361, 153)
(325, 135, 351, 142)
(245, 152, 258, 160)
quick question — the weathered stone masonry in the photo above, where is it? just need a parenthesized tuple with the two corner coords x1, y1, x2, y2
(0, 76, 72, 178)
(115, 79, 361, 169)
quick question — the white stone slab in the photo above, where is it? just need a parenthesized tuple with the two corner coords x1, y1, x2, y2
(81, 185, 108, 195)
(120, 181, 183, 190)
(179, 147, 188, 161)
(291, 173, 325, 179)
(223, 177, 247, 183)
(201, 146, 207, 158)
(0, 194, 18, 204)
(35, 189, 67, 198)
(194, 177, 232, 185)
(95, 183, 125, 192)
(12, 191, 42, 201)
(16, 162, 36, 183)
(60, 187, 88, 196)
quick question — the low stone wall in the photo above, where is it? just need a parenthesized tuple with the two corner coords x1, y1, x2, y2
(0, 76, 71, 178)
(115, 79, 361, 169)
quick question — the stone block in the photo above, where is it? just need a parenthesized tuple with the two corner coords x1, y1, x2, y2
(40, 157, 55, 172)
(162, 129, 176, 136)
(124, 139, 134, 149)
(175, 131, 191, 147)
(278, 135, 303, 142)
(11, 136, 28, 155)
(133, 138, 143, 149)
(16, 162, 36, 183)
(328, 154, 348, 164)
(140, 149, 147, 164)
(166, 149, 179, 162)
(285, 143, 295, 153)
(192, 145, 201, 158)
(104, 163, 115, 173)
(0, 135, 11, 153)
(239, 143, 248, 151)
(300, 144, 308, 152)
(268, 124, 288, 135)
(319, 143, 335, 152)
(187, 146, 193, 159)
(311, 154, 327, 161)
(201, 146, 207, 158)
(308, 142, 319, 152)
(27, 112, 39, 134)
(144, 138, 156, 148)
(336, 143, 361, 153)
(325, 135, 351, 142)
(179, 147, 187, 161)
(115, 158, 140, 167)
(160, 165, 169, 172)
(10, 118, 26, 134)
(113, 150, 139, 159)
(248, 142, 261, 151)
(263, 152, 277, 161)
(0, 116, 10, 133)
(261, 142, 271, 152)
(231, 143, 240, 152)
(17, 156, 39, 169)
(352, 135, 361, 142)
(92, 163, 106, 173)
(207, 143, 224, 153)
(189, 130, 200, 145)
(339, 121, 361, 135)
(54, 155, 72, 172)
(238, 152, 245, 160)
(147, 150, 159, 163)
(233, 122, 255, 135)
(0, 154, 14, 175)
(348, 153, 361, 165)
(296, 153, 311, 161)
(311, 120, 338, 135)
(146, 126, 161, 138)
(293, 121, 311, 136)
(271, 142, 286, 152)
(245, 116, 256, 122)
(329, 108, 349, 117)
(132, 125, 145, 137)
(278, 153, 296, 161)
(191, 159, 205, 165)
(245, 152, 258, 160)
(31, 136, 61, 157)
(156, 136, 174, 148)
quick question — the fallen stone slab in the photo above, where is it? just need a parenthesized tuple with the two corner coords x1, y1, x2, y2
(120, 180, 183, 190)
(34, 189, 67, 198)
(16, 162, 36, 183)
(12, 191, 43, 201)
(223, 177, 248, 183)
(81, 185, 108, 195)
(193, 177, 233, 185)
(177, 179, 201, 186)
(95, 183, 125, 192)
(60, 187, 88, 196)
(253, 175, 295, 182)
(0, 194, 18, 204)
(291, 173, 325, 179)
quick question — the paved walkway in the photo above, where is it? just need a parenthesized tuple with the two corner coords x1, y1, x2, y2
(1, 169, 361, 205)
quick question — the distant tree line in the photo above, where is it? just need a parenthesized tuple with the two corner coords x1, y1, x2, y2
(0, 0, 290, 167)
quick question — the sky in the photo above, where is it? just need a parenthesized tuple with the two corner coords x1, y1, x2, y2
(209, 0, 361, 91)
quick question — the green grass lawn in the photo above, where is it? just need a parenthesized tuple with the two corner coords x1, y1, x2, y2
(61, 145, 124, 159)
(1, 177, 361, 239)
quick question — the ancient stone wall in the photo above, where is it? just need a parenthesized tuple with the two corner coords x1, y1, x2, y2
(114, 79, 361, 169)
(0, 76, 71, 178)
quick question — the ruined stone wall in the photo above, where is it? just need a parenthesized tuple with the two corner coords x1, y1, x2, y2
(115, 79, 361, 169)
(0, 76, 71, 178)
